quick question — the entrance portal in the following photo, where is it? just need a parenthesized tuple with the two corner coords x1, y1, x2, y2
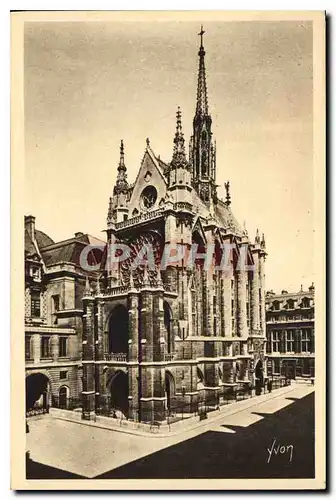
(26, 373, 50, 412)
(110, 371, 129, 418)
(59, 386, 69, 409)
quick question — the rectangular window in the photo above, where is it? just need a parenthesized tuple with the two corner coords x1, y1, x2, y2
(286, 330, 295, 352)
(52, 295, 60, 324)
(274, 359, 280, 374)
(301, 329, 310, 352)
(41, 336, 50, 358)
(231, 299, 234, 315)
(60, 370, 68, 380)
(52, 295, 60, 312)
(59, 337, 68, 357)
(31, 291, 41, 317)
(25, 336, 32, 360)
(213, 317, 217, 336)
(272, 331, 280, 352)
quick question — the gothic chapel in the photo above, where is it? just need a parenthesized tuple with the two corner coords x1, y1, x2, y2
(82, 28, 267, 422)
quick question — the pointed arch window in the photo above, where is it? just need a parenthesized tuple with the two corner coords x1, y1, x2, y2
(201, 151, 207, 176)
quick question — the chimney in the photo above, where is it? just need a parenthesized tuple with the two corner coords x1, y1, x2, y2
(75, 232, 84, 238)
(25, 215, 36, 239)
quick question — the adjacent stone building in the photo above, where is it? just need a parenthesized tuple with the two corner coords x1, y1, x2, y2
(81, 30, 268, 422)
(24, 215, 104, 412)
(265, 285, 315, 380)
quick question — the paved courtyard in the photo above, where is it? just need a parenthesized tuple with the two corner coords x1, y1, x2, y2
(26, 383, 314, 479)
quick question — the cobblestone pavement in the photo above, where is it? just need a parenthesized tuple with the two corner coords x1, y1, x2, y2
(26, 383, 314, 479)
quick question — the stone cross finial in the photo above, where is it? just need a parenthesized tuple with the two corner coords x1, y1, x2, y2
(225, 181, 231, 206)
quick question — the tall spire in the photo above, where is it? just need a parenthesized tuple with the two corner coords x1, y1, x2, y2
(190, 26, 216, 205)
(196, 25, 208, 116)
(113, 140, 128, 195)
(172, 106, 188, 168)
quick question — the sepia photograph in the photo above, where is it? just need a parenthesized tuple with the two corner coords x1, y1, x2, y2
(11, 10, 326, 490)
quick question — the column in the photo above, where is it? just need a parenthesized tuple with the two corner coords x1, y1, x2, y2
(222, 268, 232, 337)
(82, 294, 96, 420)
(51, 336, 59, 361)
(259, 253, 266, 336)
(32, 334, 40, 364)
(237, 269, 248, 337)
(251, 249, 260, 333)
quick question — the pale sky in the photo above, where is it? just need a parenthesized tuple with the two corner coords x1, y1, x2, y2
(24, 20, 314, 293)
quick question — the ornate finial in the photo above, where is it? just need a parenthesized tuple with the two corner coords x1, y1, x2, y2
(171, 106, 189, 169)
(113, 140, 128, 195)
(129, 271, 135, 290)
(143, 264, 150, 286)
(255, 228, 261, 244)
(224, 181, 231, 206)
(300, 284, 303, 292)
(83, 276, 91, 297)
(261, 232, 266, 249)
(195, 25, 208, 116)
(107, 196, 113, 221)
(198, 25, 205, 48)
(96, 275, 101, 295)
(146, 137, 150, 147)
(243, 221, 248, 237)
(119, 139, 125, 166)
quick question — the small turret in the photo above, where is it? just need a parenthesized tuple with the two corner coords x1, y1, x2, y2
(255, 228, 261, 245)
(108, 140, 130, 224)
(168, 107, 192, 192)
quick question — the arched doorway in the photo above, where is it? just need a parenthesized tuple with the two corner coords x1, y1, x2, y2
(59, 386, 69, 409)
(26, 373, 50, 412)
(164, 301, 173, 353)
(110, 371, 129, 418)
(165, 371, 175, 412)
(108, 305, 129, 356)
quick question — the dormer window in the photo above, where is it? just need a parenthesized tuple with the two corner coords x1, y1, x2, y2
(301, 297, 310, 309)
(273, 300, 280, 311)
(287, 299, 295, 310)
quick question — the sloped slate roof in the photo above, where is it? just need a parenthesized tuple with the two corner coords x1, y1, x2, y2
(35, 230, 55, 248)
(214, 199, 243, 236)
(40, 233, 106, 269)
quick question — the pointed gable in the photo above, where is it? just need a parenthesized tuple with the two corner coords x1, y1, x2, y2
(127, 144, 168, 217)
(191, 216, 207, 245)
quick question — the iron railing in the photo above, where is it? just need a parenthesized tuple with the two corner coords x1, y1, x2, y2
(104, 352, 128, 362)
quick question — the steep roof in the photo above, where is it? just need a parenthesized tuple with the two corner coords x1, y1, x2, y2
(214, 199, 243, 236)
(35, 230, 55, 248)
(40, 233, 106, 269)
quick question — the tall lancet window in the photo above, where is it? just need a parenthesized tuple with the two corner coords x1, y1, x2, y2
(201, 151, 207, 176)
